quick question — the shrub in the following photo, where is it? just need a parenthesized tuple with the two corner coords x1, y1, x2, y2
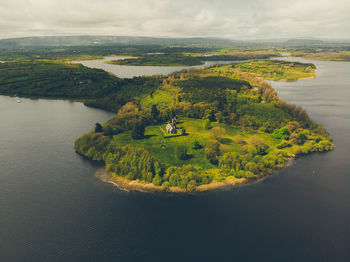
(187, 180, 197, 192)
(272, 126, 289, 140)
(248, 135, 269, 155)
(203, 119, 211, 130)
(162, 181, 170, 191)
(152, 174, 162, 186)
(190, 140, 202, 149)
(317, 140, 334, 151)
(210, 126, 226, 141)
(277, 140, 292, 149)
(94, 123, 103, 133)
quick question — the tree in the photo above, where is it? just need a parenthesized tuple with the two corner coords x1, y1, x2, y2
(219, 152, 240, 171)
(176, 145, 187, 160)
(187, 180, 196, 192)
(131, 122, 145, 139)
(290, 132, 306, 145)
(95, 123, 103, 133)
(210, 126, 226, 141)
(285, 121, 300, 133)
(205, 140, 221, 164)
(203, 119, 211, 130)
(162, 181, 170, 191)
(248, 135, 268, 155)
(152, 174, 162, 186)
(190, 140, 202, 149)
(203, 109, 216, 121)
(272, 127, 289, 140)
(151, 104, 159, 122)
(169, 173, 179, 186)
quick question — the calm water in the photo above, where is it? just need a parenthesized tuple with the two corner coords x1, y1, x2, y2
(1, 59, 350, 261)
(75, 56, 239, 78)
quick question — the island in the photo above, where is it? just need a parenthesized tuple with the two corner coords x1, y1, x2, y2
(106, 51, 278, 67)
(0, 48, 332, 193)
(72, 59, 333, 193)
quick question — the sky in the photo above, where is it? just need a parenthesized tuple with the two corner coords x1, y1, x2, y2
(0, 0, 349, 40)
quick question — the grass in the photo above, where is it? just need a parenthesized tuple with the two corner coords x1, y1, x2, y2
(292, 51, 350, 61)
(138, 89, 174, 110)
(232, 59, 316, 81)
(110, 118, 282, 170)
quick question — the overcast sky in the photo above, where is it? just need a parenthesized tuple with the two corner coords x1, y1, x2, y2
(0, 0, 349, 40)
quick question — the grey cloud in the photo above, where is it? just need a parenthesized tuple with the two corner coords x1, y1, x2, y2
(0, 0, 349, 39)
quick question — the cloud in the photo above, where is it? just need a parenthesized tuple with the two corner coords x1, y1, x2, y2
(0, 0, 349, 39)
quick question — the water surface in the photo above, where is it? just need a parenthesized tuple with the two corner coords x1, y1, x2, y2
(75, 56, 239, 78)
(0, 58, 349, 261)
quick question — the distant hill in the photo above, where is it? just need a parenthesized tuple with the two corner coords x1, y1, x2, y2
(0, 35, 348, 49)
(0, 35, 238, 47)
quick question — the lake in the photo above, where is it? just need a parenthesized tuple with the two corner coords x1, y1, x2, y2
(74, 56, 240, 78)
(0, 58, 349, 261)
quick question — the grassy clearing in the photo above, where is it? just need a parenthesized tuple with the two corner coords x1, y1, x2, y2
(110, 118, 281, 170)
(231, 59, 316, 81)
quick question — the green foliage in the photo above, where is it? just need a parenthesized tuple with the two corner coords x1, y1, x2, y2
(151, 104, 159, 122)
(190, 140, 202, 149)
(273, 127, 290, 140)
(203, 119, 211, 130)
(131, 122, 145, 140)
(152, 174, 162, 186)
(277, 140, 292, 149)
(104, 145, 156, 180)
(108, 53, 204, 66)
(219, 152, 240, 172)
(162, 181, 170, 191)
(74, 132, 111, 161)
(176, 145, 188, 160)
(233, 59, 316, 81)
(317, 140, 334, 151)
(205, 140, 221, 165)
(203, 109, 216, 121)
(177, 76, 250, 105)
(95, 123, 103, 133)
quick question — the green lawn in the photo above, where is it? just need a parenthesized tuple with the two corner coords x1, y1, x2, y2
(110, 118, 281, 170)
(232, 60, 316, 81)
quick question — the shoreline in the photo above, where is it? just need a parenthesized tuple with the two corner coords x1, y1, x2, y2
(95, 168, 248, 193)
(95, 158, 295, 194)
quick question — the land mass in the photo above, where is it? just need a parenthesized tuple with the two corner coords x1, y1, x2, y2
(73, 59, 331, 193)
(292, 51, 350, 61)
(0, 49, 332, 193)
(106, 51, 278, 67)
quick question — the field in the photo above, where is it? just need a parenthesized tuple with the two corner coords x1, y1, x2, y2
(231, 59, 316, 81)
